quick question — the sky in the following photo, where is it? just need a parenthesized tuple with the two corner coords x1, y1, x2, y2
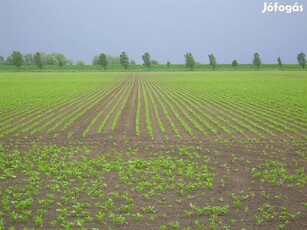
(0, 0, 306, 64)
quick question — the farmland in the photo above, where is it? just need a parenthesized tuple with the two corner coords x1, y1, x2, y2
(0, 71, 306, 229)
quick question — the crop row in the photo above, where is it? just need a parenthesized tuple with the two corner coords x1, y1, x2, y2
(0, 79, 122, 139)
(137, 75, 305, 140)
(1, 73, 305, 141)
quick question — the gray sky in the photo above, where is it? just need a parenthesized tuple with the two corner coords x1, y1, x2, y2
(0, 0, 306, 64)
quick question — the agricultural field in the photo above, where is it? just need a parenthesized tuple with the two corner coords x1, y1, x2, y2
(0, 71, 306, 229)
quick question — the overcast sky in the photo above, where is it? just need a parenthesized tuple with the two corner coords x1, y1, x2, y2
(0, 0, 306, 64)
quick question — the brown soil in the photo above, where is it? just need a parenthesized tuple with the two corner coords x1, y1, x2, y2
(0, 73, 306, 229)
(114, 74, 138, 140)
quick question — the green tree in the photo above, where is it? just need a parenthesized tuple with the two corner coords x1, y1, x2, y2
(5, 56, 13, 65)
(232, 60, 238, 69)
(92, 55, 99, 65)
(56, 54, 66, 67)
(93, 54, 121, 65)
(253, 52, 262, 70)
(98, 53, 108, 70)
(76, 60, 85, 66)
(107, 55, 120, 64)
(208, 54, 217, 70)
(151, 60, 159, 65)
(0, 56, 5, 65)
(24, 54, 34, 65)
(185, 52, 195, 71)
(45, 53, 59, 65)
(11, 51, 24, 69)
(142, 52, 151, 70)
(120, 52, 129, 70)
(277, 57, 282, 70)
(42, 53, 71, 66)
(34, 52, 43, 69)
(297, 52, 306, 69)
(130, 59, 136, 65)
(166, 61, 171, 70)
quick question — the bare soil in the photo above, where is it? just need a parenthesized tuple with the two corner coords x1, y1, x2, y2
(0, 73, 306, 229)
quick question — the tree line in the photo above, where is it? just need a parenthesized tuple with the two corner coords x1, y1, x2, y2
(0, 50, 306, 70)
(184, 52, 306, 71)
(0, 52, 73, 69)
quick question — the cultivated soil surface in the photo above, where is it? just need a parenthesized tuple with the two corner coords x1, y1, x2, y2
(0, 73, 306, 229)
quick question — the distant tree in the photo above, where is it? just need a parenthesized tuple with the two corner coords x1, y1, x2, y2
(5, 55, 13, 65)
(34, 52, 43, 69)
(0, 56, 5, 65)
(55, 54, 66, 67)
(106, 55, 120, 65)
(208, 54, 217, 70)
(253, 52, 262, 70)
(297, 52, 306, 69)
(40, 52, 47, 63)
(142, 52, 151, 70)
(24, 54, 34, 65)
(92, 55, 99, 65)
(98, 53, 108, 70)
(232, 60, 238, 69)
(166, 61, 171, 70)
(120, 52, 129, 70)
(45, 53, 59, 65)
(93, 54, 121, 65)
(39, 53, 69, 66)
(68, 60, 73, 66)
(151, 60, 159, 65)
(11, 51, 24, 69)
(130, 59, 136, 65)
(277, 57, 282, 70)
(76, 60, 85, 66)
(185, 52, 195, 71)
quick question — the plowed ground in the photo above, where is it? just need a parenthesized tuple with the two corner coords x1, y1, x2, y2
(0, 72, 306, 229)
